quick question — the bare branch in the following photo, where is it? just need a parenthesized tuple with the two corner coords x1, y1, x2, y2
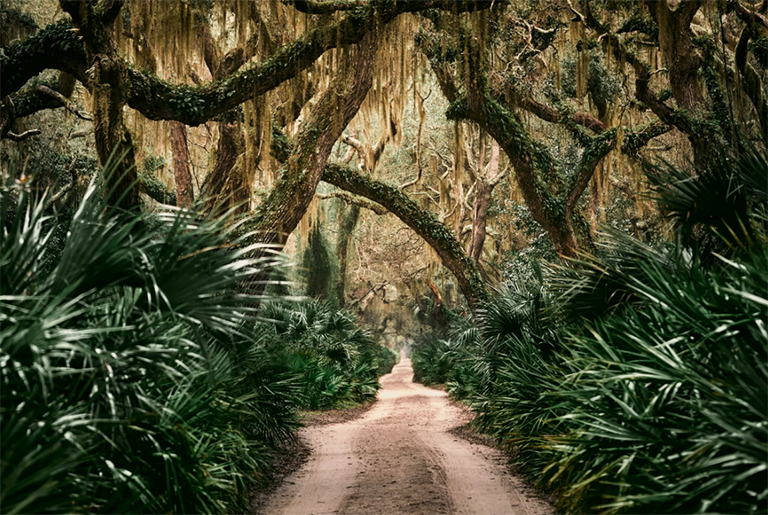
(4, 129, 42, 141)
(36, 86, 92, 120)
(319, 191, 388, 215)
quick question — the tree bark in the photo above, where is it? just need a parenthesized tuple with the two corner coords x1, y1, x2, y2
(646, 0, 703, 115)
(249, 32, 378, 247)
(203, 122, 241, 215)
(4, 2, 495, 124)
(168, 121, 193, 207)
(60, 0, 138, 209)
(468, 140, 500, 263)
(469, 184, 492, 263)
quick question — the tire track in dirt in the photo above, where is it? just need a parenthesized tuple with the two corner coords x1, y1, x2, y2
(261, 356, 552, 515)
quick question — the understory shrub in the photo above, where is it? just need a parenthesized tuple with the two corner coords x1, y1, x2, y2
(0, 170, 393, 513)
(412, 142, 768, 514)
(259, 300, 396, 409)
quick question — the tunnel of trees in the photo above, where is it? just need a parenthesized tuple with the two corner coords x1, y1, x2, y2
(1, 0, 767, 513)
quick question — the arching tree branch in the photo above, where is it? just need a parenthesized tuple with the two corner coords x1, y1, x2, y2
(321, 163, 488, 309)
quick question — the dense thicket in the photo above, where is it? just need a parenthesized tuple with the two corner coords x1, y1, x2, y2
(0, 172, 394, 513)
(412, 142, 768, 514)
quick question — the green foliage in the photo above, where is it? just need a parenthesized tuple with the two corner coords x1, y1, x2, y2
(646, 145, 766, 259)
(259, 300, 396, 409)
(0, 167, 392, 513)
(411, 335, 454, 385)
(0, 170, 298, 513)
(412, 142, 768, 514)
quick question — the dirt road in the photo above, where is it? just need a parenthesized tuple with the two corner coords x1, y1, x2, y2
(261, 356, 552, 515)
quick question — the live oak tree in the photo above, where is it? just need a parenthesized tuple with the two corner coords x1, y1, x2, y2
(2, 0, 766, 308)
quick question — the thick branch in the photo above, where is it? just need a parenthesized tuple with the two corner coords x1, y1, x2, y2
(0, 21, 88, 96)
(518, 95, 607, 134)
(729, 0, 768, 31)
(5, 2, 494, 125)
(271, 128, 488, 308)
(565, 129, 618, 213)
(319, 191, 388, 215)
(621, 120, 672, 156)
(249, 32, 378, 249)
(321, 163, 488, 309)
(125, 0, 494, 125)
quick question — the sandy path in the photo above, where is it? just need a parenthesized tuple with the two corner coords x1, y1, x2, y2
(261, 356, 552, 515)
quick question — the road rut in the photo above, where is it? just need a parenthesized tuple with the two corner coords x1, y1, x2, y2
(261, 356, 552, 515)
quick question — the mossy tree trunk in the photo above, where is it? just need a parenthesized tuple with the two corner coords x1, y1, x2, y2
(60, 0, 139, 209)
(249, 32, 378, 247)
(647, 1, 704, 116)
(240, 32, 379, 296)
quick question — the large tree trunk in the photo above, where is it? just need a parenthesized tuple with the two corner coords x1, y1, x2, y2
(647, 0, 703, 115)
(61, 0, 139, 209)
(203, 122, 241, 215)
(250, 33, 378, 247)
(168, 121, 193, 207)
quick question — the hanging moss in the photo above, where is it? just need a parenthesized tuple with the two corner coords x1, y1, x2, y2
(302, 222, 338, 303)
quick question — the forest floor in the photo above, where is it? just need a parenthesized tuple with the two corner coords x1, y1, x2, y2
(257, 357, 552, 515)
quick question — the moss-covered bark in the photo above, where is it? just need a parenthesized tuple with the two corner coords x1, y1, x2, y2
(248, 33, 377, 247)
(0, 20, 87, 96)
(59, 0, 139, 209)
(321, 163, 489, 310)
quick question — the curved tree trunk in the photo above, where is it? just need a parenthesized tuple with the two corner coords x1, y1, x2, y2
(249, 32, 378, 247)
(240, 32, 379, 297)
